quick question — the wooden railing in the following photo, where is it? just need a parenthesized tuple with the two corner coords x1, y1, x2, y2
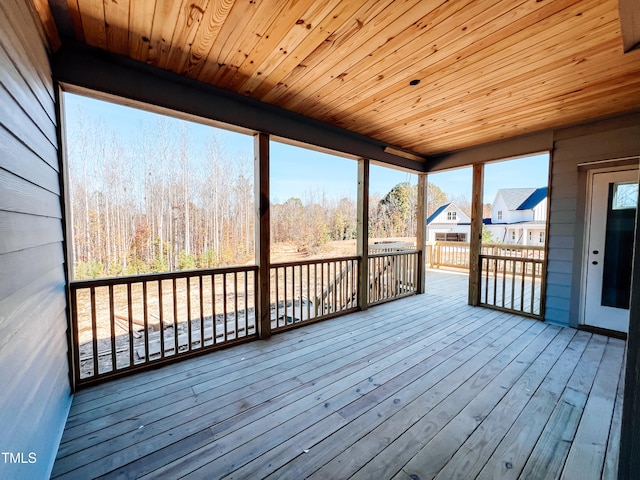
(427, 241, 546, 319)
(430, 241, 470, 268)
(70, 266, 258, 386)
(429, 241, 545, 269)
(270, 256, 359, 332)
(70, 251, 423, 386)
(368, 250, 421, 305)
(479, 254, 545, 319)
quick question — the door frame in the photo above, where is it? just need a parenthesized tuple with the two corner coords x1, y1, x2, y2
(579, 164, 639, 329)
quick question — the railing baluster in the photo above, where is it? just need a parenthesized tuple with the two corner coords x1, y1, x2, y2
(158, 280, 164, 359)
(175, 278, 180, 355)
(196, 275, 202, 350)
(244, 271, 248, 336)
(520, 261, 526, 312)
(108, 285, 116, 371)
(501, 259, 507, 308)
(127, 283, 133, 369)
(299, 264, 303, 320)
(223, 272, 228, 341)
(143, 281, 149, 363)
(214, 274, 218, 348)
(510, 259, 517, 310)
(306, 264, 310, 320)
(90, 287, 98, 376)
(530, 261, 537, 314)
(234, 271, 239, 337)
(492, 259, 498, 306)
(483, 258, 488, 303)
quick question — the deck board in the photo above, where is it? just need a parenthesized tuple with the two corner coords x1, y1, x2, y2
(52, 270, 625, 479)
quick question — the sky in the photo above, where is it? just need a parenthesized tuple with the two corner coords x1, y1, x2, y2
(63, 92, 549, 205)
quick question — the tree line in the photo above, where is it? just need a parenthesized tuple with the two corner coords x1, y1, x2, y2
(67, 111, 465, 279)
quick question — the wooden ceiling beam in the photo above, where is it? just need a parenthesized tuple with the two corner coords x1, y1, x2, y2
(53, 42, 427, 171)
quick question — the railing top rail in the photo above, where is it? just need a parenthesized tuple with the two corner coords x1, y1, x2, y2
(71, 264, 259, 289)
(430, 241, 544, 252)
(436, 241, 471, 247)
(271, 255, 360, 268)
(482, 243, 545, 251)
(369, 249, 419, 259)
(480, 254, 545, 264)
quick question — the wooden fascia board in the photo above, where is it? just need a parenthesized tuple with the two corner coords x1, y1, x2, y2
(425, 131, 554, 172)
(52, 42, 426, 172)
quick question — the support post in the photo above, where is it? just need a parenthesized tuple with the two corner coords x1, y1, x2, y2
(357, 159, 370, 310)
(416, 174, 428, 293)
(468, 163, 484, 306)
(255, 133, 271, 339)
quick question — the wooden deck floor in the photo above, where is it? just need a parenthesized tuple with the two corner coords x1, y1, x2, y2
(52, 270, 625, 479)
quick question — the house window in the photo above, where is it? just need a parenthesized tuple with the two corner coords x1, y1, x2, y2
(447, 211, 457, 221)
(497, 210, 503, 220)
(539, 231, 544, 243)
(528, 231, 532, 241)
(511, 230, 516, 241)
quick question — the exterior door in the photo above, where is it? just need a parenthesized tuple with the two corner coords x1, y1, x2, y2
(583, 169, 638, 333)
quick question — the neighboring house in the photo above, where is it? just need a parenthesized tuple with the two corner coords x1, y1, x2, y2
(426, 203, 471, 242)
(484, 187, 547, 245)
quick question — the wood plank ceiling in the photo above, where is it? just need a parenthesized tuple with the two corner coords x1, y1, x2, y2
(43, 0, 640, 157)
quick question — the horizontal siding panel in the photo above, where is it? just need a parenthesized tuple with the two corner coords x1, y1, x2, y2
(545, 295, 572, 310)
(0, 42, 57, 143)
(548, 210, 578, 224)
(546, 259, 573, 275)
(0, 83, 57, 164)
(545, 284, 572, 300)
(0, 210, 63, 254)
(549, 182, 578, 200)
(547, 249, 574, 263)
(2, 312, 70, 479)
(549, 197, 576, 212)
(553, 126, 640, 163)
(0, 265, 66, 353)
(1, 0, 69, 478)
(549, 223, 575, 236)
(546, 271, 572, 287)
(548, 235, 574, 249)
(0, 243, 64, 301)
(551, 171, 578, 189)
(551, 159, 579, 175)
(0, 168, 62, 218)
(1, 307, 67, 413)
(0, 126, 60, 191)
(544, 306, 570, 325)
(0, 0, 54, 103)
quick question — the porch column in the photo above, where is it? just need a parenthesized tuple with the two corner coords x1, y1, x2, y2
(255, 133, 271, 339)
(468, 163, 484, 306)
(357, 158, 370, 310)
(416, 174, 428, 293)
